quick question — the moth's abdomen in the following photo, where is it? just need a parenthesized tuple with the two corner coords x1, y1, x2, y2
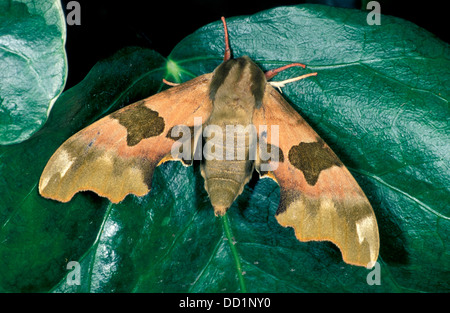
(201, 130, 254, 216)
(203, 160, 253, 215)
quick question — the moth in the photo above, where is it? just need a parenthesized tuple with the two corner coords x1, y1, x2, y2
(39, 17, 379, 267)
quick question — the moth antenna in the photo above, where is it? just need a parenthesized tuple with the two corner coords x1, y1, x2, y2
(221, 16, 232, 61)
(265, 63, 306, 80)
(269, 72, 318, 92)
(162, 78, 180, 86)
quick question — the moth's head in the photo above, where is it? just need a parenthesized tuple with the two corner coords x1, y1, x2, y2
(209, 56, 266, 108)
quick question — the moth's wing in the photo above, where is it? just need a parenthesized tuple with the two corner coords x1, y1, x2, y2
(39, 73, 213, 203)
(253, 85, 379, 267)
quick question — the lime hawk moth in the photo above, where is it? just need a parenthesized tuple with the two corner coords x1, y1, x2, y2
(39, 17, 379, 267)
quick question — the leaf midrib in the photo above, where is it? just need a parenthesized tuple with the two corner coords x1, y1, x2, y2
(222, 214, 247, 293)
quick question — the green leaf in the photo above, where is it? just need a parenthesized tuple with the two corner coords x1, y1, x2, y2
(0, 46, 167, 292)
(0, 0, 67, 145)
(0, 4, 449, 292)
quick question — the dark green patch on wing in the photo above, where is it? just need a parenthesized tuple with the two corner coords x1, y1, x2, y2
(288, 140, 342, 185)
(111, 101, 165, 146)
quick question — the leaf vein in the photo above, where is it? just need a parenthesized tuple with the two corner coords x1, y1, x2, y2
(352, 168, 450, 220)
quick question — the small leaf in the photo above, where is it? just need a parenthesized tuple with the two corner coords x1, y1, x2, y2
(0, 0, 67, 144)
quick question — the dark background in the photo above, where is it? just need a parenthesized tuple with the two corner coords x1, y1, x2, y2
(60, 0, 447, 90)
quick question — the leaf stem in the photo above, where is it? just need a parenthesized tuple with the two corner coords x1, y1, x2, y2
(221, 214, 247, 293)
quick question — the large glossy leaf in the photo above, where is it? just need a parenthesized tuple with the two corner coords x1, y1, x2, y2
(0, 47, 167, 292)
(0, 0, 67, 145)
(0, 4, 449, 292)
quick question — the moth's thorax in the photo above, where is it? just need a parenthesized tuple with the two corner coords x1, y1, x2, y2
(209, 56, 266, 124)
